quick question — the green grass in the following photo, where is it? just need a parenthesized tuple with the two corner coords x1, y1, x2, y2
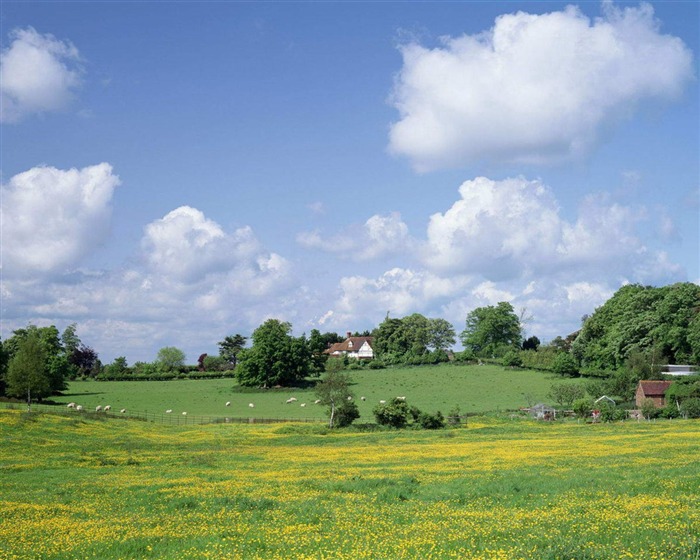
(48, 363, 582, 420)
(1, 410, 698, 559)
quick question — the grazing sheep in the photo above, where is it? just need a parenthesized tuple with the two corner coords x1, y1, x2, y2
(314, 399, 321, 404)
(248, 403, 255, 408)
(361, 396, 366, 401)
(347, 396, 353, 401)
(225, 401, 231, 407)
(104, 405, 111, 411)
(95, 405, 102, 412)
(379, 400, 386, 404)
(67, 402, 76, 408)
(120, 409, 126, 413)
(396, 396, 406, 401)
(76, 405, 83, 411)
(182, 411, 187, 416)
(300, 403, 306, 407)
(286, 397, 297, 404)
(166, 409, 172, 414)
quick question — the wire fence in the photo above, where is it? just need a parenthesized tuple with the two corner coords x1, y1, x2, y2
(0, 401, 325, 425)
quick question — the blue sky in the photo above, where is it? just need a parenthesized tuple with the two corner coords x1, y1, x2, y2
(1, 1, 698, 363)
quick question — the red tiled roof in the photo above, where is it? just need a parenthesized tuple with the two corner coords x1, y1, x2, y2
(638, 380, 673, 397)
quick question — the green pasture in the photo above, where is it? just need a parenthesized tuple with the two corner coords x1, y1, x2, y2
(1, 409, 698, 559)
(48, 364, 583, 419)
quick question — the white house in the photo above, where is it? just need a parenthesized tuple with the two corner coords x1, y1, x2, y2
(324, 333, 374, 360)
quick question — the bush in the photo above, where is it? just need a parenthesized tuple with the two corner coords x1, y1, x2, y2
(452, 350, 476, 363)
(367, 360, 385, 370)
(334, 401, 360, 428)
(447, 405, 462, 426)
(502, 350, 523, 368)
(660, 404, 680, 419)
(640, 398, 660, 420)
(598, 402, 626, 422)
(419, 411, 445, 429)
(680, 398, 700, 419)
(572, 397, 594, 419)
(552, 353, 579, 377)
(373, 398, 410, 428)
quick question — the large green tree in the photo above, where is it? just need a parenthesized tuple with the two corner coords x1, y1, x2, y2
(5, 330, 50, 403)
(373, 314, 455, 362)
(235, 319, 312, 387)
(156, 347, 186, 371)
(572, 283, 700, 371)
(5, 325, 69, 393)
(460, 302, 523, 357)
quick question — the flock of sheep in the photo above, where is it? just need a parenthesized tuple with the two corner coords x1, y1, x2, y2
(64, 395, 406, 417)
(66, 402, 127, 414)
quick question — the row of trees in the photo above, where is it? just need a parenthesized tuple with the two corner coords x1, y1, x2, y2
(3, 282, 698, 401)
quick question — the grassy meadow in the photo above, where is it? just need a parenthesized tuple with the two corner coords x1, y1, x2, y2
(1, 409, 699, 559)
(48, 363, 583, 420)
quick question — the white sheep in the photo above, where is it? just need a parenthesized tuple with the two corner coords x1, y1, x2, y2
(67, 402, 76, 408)
(104, 405, 111, 411)
(314, 399, 321, 404)
(300, 403, 306, 407)
(182, 411, 187, 416)
(76, 405, 83, 411)
(347, 396, 353, 401)
(249, 403, 255, 408)
(361, 396, 366, 401)
(166, 409, 172, 414)
(379, 400, 386, 404)
(95, 405, 102, 412)
(286, 397, 297, 404)
(396, 396, 406, 401)
(225, 401, 231, 407)
(120, 409, 126, 414)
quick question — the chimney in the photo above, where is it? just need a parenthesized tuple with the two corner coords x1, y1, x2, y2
(347, 331, 352, 339)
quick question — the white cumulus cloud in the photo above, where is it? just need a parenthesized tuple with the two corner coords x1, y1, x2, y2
(142, 205, 290, 285)
(1, 27, 83, 122)
(1, 163, 120, 277)
(389, 2, 694, 170)
(297, 212, 410, 261)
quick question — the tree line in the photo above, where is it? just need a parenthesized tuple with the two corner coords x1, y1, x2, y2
(2, 282, 698, 405)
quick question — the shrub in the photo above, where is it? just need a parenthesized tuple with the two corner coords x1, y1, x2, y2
(447, 405, 462, 426)
(640, 398, 660, 420)
(367, 360, 385, 370)
(548, 383, 585, 408)
(373, 398, 410, 428)
(502, 350, 523, 368)
(452, 349, 476, 363)
(572, 397, 594, 419)
(419, 411, 445, 429)
(680, 398, 700, 419)
(552, 353, 579, 377)
(334, 401, 360, 428)
(660, 404, 680, 419)
(598, 402, 625, 422)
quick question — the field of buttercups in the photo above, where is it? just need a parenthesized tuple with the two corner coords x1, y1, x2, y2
(1, 409, 698, 559)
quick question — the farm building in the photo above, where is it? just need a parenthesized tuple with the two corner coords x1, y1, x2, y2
(635, 380, 674, 408)
(529, 403, 556, 420)
(324, 333, 374, 360)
